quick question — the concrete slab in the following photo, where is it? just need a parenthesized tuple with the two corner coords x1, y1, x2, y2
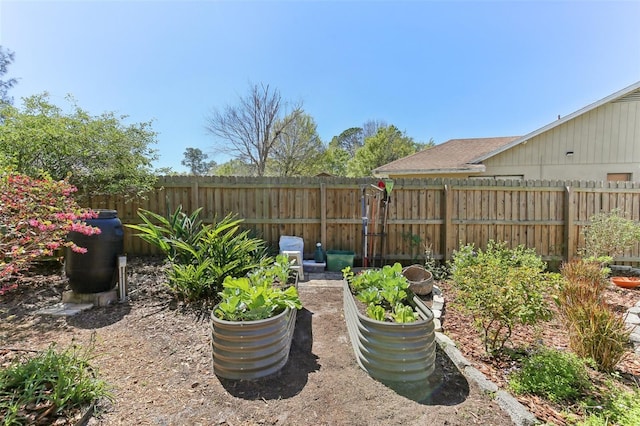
(62, 289, 118, 307)
(303, 260, 326, 274)
(36, 303, 94, 316)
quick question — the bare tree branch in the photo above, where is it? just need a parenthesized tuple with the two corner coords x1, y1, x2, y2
(205, 83, 302, 176)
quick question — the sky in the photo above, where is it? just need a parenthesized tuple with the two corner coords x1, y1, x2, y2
(1, 0, 639, 173)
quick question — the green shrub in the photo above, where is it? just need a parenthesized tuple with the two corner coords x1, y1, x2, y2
(0, 343, 111, 425)
(128, 207, 271, 302)
(450, 240, 560, 355)
(581, 208, 640, 264)
(508, 347, 591, 403)
(580, 387, 640, 426)
(564, 301, 630, 372)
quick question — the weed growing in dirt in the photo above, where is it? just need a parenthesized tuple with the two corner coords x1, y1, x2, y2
(424, 244, 448, 281)
(580, 385, 640, 426)
(0, 343, 111, 425)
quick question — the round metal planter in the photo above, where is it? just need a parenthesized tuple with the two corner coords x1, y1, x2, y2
(211, 306, 297, 380)
(343, 281, 437, 385)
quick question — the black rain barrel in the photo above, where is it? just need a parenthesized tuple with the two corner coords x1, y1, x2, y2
(65, 209, 124, 294)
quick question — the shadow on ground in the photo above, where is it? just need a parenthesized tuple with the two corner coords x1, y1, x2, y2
(382, 345, 471, 406)
(66, 302, 131, 329)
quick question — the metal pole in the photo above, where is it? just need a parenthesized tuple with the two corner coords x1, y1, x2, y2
(361, 186, 368, 268)
(118, 255, 127, 302)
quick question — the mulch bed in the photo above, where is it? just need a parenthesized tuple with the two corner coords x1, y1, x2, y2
(437, 278, 640, 425)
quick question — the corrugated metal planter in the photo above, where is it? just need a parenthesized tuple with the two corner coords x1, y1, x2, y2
(211, 306, 297, 380)
(343, 280, 437, 398)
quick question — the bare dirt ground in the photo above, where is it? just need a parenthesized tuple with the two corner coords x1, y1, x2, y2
(2, 257, 639, 426)
(1, 257, 515, 426)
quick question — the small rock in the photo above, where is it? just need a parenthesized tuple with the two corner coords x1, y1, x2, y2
(433, 318, 442, 332)
(624, 313, 640, 325)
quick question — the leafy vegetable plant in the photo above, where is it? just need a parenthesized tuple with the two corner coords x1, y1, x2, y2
(343, 263, 419, 323)
(214, 256, 302, 321)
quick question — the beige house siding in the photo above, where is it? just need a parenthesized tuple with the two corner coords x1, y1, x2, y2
(483, 95, 640, 181)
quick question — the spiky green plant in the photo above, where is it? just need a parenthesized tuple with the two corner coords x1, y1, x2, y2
(128, 207, 271, 302)
(564, 301, 630, 372)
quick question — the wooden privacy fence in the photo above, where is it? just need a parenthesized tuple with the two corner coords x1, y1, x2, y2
(85, 176, 640, 266)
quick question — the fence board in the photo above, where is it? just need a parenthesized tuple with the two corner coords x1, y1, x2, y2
(85, 176, 640, 266)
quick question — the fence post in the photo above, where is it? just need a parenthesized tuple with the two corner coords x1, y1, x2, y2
(320, 182, 327, 248)
(442, 184, 453, 261)
(191, 178, 199, 211)
(564, 185, 575, 261)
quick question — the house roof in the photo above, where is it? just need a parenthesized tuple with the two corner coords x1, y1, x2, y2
(373, 136, 520, 176)
(472, 80, 640, 163)
(374, 80, 640, 177)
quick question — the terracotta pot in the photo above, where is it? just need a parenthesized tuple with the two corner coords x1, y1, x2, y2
(611, 276, 640, 289)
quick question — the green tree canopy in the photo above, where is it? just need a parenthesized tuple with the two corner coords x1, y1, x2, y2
(347, 125, 420, 177)
(267, 113, 324, 176)
(0, 93, 158, 199)
(0, 46, 17, 105)
(319, 141, 351, 177)
(331, 127, 363, 156)
(181, 147, 216, 176)
(212, 159, 254, 176)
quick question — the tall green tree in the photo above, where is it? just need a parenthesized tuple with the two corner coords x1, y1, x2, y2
(0, 46, 17, 105)
(0, 93, 158, 199)
(319, 138, 351, 176)
(331, 127, 363, 156)
(347, 125, 419, 177)
(205, 83, 303, 176)
(181, 147, 216, 176)
(268, 113, 324, 176)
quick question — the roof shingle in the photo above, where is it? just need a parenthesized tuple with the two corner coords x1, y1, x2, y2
(374, 136, 520, 174)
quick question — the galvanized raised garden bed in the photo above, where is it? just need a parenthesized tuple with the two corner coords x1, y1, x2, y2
(211, 305, 297, 380)
(342, 280, 437, 386)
